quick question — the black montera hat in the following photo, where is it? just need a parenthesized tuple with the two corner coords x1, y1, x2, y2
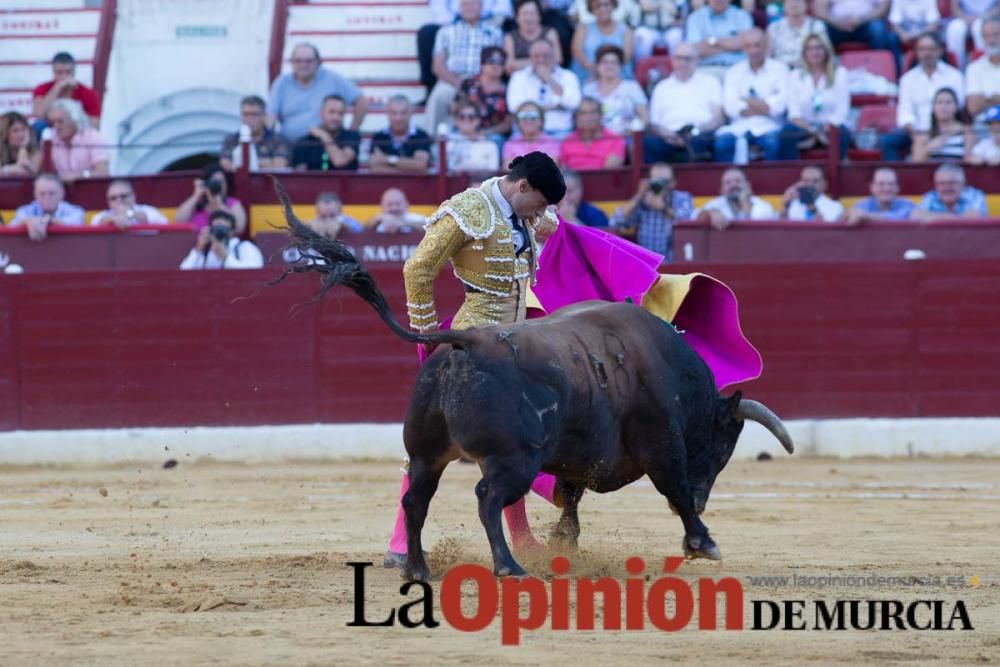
(507, 152, 566, 204)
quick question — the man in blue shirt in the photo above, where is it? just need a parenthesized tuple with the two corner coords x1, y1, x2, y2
(9, 173, 85, 241)
(845, 167, 916, 224)
(912, 163, 989, 221)
(685, 0, 754, 69)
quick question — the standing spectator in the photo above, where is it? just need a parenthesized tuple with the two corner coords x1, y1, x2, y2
(912, 163, 989, 220)
(425, 0, 504, 137)
(0, 112, 41, 177)
(90, 180, 168, 228)
(767, 0, 830, 69)
(47, 99, 108, 183)
(268, 43, 367, 143)
(507, 39, 583, 135)
(783, 35, 851, 159)
(291, 96, 361, 171)
(912, 88, 974, 162)
(609, 162, 692, 257)
(888, 0, 941, 47)
(644, 43, 723, 163)
(685, 0, 754, 73)
(446, 99, 502, 171)
(778, 165, 845, 221)
(368, 188, 427, 234)
(179, 210, 264, 270)
(945, 0, 998, 68)
(559, 98, 627, 169)
(460, 47, 513, 145)
(9, 173, 85, 241)
(174, 164, 248, 235)
(418, 0, 513, 91)
(309, 191, 362, 238)
(571, 0, 634, 82)
(501, 101, 563, 163)
(966, 17, 1000, 121)
(504, 0, 564, 75)
(369, 96, 434, 173)
(715, 29, 790, 162)
(845, 167, 916, 223)
(32, 52, 101, 130)
(881, 34, 964, 161)
(968, 105, 1000, 165)
(557, 168, 610, 226)
(219, 95, 290, 172)
(583, 45, 648, 136)
(633, 0, 688, 59)
(695, 167, 776, 226)
(813, 0, 900, 71)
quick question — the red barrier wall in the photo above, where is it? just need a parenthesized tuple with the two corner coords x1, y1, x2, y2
(1, 259, 998, 431)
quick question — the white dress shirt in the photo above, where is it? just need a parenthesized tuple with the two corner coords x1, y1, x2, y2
(786, 66, 851, 127)
(649, 71, 723, 132)
(697, 195, 776, 221)
(179, 238, 264, 270)
(507, 66, 582, 134)
(720, 57, 790, 136)
(966, 56, 1000, 118)
(787, 195, 845, 222)
(896, 62, 965, 132)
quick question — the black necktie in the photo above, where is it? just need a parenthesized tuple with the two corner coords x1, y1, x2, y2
(509, 213, 528, 257)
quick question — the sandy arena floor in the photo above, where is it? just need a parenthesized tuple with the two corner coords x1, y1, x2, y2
(1, 457, 998, 666)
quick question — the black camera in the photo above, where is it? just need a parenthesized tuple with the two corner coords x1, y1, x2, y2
(209, 222, 232, 242)
(649, 179, 667, 195)
(206, 179, 224, 196)
(797, 186, 818, 206)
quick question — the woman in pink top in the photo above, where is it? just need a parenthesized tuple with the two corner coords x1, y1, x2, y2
(48, 98, 108, 183)
(501, 101, 562, 166)
(558, 96, 626, 170)
(174, 163, 248, 235)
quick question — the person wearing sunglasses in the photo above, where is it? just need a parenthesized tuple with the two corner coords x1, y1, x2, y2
(90, 180, 167, 229)
(501, 101, 562, 165)
(446, 98, 502, 171)
(459, 46, 514, 150)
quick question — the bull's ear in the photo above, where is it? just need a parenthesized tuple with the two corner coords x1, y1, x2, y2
(725, 391, 743, 421)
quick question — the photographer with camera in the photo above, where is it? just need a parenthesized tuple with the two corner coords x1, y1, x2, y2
(608, 162, 692, 258)
(779, 166, 845, 222)
(174, 163, 248, 235)
(695, 168, 776, 229)
(179, 210, 263, 270)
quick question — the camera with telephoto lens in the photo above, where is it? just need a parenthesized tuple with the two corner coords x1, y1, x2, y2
(649, 179, 667, 195)
(206, 179, 224, 196)
(798, 186, 819, 206)
(209, 222, 232, 242)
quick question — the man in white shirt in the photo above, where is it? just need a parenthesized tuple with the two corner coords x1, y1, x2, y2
(90, 180, 168, 228)
(644, 42, 724, 163)
(714, 28, 791, 162)
(779, 166, 845, 222)
(179, 210, 264, 270)
(507, 39, 581, 136)
(417, 0, 512, 91)
(880, 33, 964, 160)
(966, 17, 1000, 122)
(695, 167, 777, 229)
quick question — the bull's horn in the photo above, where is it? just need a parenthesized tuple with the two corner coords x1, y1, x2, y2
(736, 399, 794, 454)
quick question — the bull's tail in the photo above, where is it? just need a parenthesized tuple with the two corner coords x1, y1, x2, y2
(271, 181, 468, 348)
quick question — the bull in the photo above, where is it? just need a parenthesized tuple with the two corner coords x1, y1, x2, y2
(277, 202, 794, 582)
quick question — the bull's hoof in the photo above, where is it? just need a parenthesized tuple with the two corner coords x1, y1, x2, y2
(494, 561, 527, 578)
(683, 535, 722, 561)
(401, 562, 431, 582)
(383, 550, 428, 569)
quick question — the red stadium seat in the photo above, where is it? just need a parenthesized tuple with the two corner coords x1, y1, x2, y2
(840, 49, 897, 106)
(834, 41, 870, 54)
(635, 55, 672, 94)
(848, 104, 898, 161)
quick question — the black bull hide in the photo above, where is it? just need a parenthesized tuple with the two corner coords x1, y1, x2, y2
(273, 192, 794, 581)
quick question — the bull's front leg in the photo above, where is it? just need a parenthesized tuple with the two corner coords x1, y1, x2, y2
(549, 480, 584, 550)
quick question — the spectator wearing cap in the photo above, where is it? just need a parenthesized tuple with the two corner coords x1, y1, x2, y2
(459, 46, 513, 149)
(582, 45, 647, 136)
(845, 167, 916, 224)
(90, 180, 168, 228)
(502, 101, 562, 164)
(559, 97, 626, 169)
(219, 95, 291, 172)
(47, 98, 108, 183)
(32, 52, 101, 130)
(507, 38, 582, 136)
(369, 96, 434, 173)
(9, 173, 85, 241)
(969, 105, 1000, 165)
(912, 163, 988, 221)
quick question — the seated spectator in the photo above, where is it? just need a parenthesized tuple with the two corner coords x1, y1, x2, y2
(418, 0, 513, 92)
(557, 168, 610, 226)
(90, 180, 168, 228)
(813, 0, 901, 71)
(889, 0, 941, 47)
(583, 45, 648, 136)
(179, 210, 263, 270)
(460, 47, 513, 146)
(945, 0, 997, 68)
(845, 167, 916, 223)
(369, 96, 434, 173)
(633, 0, 688, 59)
(219, 95, 290, 172)
(309, 191, 363, 238)
(609, 162, 692, 257)
(912, 163, 989, 220)
(571, 0, 634, 82)
(48, 98, 108, 183)
(291, 95, 361, 171)
(968, 105, 1000, 165)
(783, 35, 851, 159)
(779, 165, 845, 221)
(912, 88, 974, 162)
(425, 0, 504, 137)
(569, 0, 641, 26)
(644, 43, 723, 163)
(268, 43, 367, 143)
(695, 167, 776, 227)
(685, 0, 754, 72)
(446, 99, 502, 171)
(174, 164, 248, 235)
(767, 0, 830, 69)
(504, 0, 564, 75)
(559, 97, 627, 169)
(507, 39, 583, 135)
(714, 29, 791, 162)
(368, 188, 427, 234)
(0, 112, 41, 177)
(32, 52, 101, 130)
(965, 17, 1000, 121)
(502, 101, 563, 163)
(880, 34, 964, 161)
(9, 173, 85, 241)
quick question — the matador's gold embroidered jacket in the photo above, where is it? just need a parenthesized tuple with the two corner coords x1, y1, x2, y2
(403, 177, 556, 332)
